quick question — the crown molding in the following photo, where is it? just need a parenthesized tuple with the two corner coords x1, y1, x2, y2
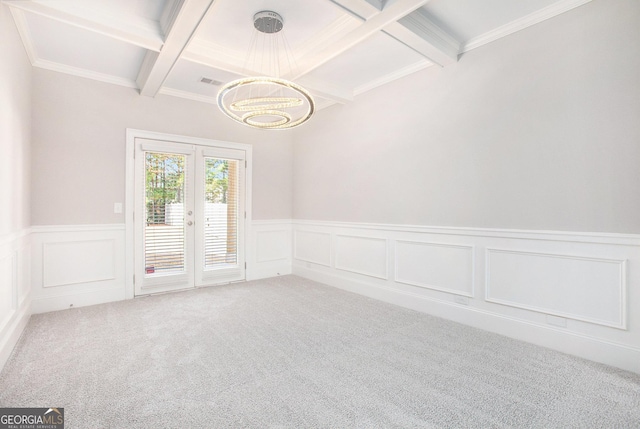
(354, 58, 432, 96)
(461, 0, 593, 53)
(8, 7, 38, 65)
(33, 59, 138, 89)
(158, 87, 217, 105)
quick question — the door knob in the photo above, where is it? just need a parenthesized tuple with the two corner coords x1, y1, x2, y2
(187, 221, 193, 226)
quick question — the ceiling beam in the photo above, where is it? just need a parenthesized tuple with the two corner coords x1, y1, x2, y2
(329, 0, 459, 67)
(183, 40, 354, 105)
(3, 0, 163, 51)
(294, 0, 432, 79)
(392, 10, 459, 66)
(136, 0, 215, 97)
(329, 0, 379, 19)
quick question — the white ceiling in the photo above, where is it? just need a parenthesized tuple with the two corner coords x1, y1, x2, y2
(5, 0, 592, 111)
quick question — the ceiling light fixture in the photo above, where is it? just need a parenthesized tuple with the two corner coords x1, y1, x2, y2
(217, 11, 315, 130)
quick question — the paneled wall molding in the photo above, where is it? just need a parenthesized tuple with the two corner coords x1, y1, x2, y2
(395, 240, 474, 297)
(256, 231, 290, 263)
(0, 227, 31, 371)
(247, 220, 292, 280)
(42, 239, 117, 288)
(31, 224, 127, 314)
(485, 248, 627, 329)
(291, 219, 640, 374)
(0, 290, 30, 372)
(293, 230, 332, 267)
(335, 235, 388, 279)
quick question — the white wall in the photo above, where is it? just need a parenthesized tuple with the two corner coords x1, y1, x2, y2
(31, 68, 294, 225)
(292, 0, 640, 234)
(0, 3, 32, 369)
(290, 0, 640, 373)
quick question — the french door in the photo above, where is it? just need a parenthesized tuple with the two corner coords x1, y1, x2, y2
(134, 138, 246, 296)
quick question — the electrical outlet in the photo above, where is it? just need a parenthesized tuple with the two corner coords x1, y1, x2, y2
(546, 314, 567, 328)
(114, 202, 123, 214)
(453, 295, 469, 305)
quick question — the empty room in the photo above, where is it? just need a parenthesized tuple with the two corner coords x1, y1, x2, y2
(1, 0, 639, 427)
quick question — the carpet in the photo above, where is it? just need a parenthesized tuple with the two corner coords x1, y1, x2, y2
(1, 275, 639, 428)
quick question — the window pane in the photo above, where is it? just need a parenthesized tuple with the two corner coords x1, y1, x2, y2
(144, 152, 186, 275)
(204, 158, 238, 268)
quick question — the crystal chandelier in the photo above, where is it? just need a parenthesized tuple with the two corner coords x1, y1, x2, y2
(217, 11, 315, 130)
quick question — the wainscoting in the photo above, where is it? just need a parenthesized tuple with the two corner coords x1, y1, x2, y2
(31, 225, 127, 314)
(291, 220, 640, 374)
(27, 220, 292, 315)
(4, 220, 640, 374)
(0, 228, 31, 369)
(246, 220, 292, 280)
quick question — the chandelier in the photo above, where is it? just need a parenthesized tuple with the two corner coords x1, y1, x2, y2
(217, 11, 315, 130)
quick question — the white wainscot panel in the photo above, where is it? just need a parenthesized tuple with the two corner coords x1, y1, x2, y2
(335, 235, 388, 279)
(486, 249, 626, 329)
(0, 253, 15, 322)
(395, 241, 474, 297)
(43, 240, 116, 288)
(294, 230, 331, 266)
(256, 230, 289, 263)
(17, 245, 30, 307)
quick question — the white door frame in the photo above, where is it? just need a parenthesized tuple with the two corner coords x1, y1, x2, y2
(125, 128, 253, 299)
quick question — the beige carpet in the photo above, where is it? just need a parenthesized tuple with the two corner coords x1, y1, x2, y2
(1, 275, 639, 428)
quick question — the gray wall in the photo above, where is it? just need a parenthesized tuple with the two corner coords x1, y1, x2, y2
(30, 69, 294, 225)
(292, 0, 640, 233)
(0, 3, 31, 236)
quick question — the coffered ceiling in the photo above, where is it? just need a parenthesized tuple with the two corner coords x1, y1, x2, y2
(5, 0, 592, 111)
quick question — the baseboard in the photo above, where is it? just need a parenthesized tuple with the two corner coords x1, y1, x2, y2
(247, 264, 292, 281)
(0, 293, 31, 371)
(294, 264, 640, 374)
(31, 287, 127, 314)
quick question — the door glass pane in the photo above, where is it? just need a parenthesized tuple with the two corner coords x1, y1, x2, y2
(204, 158, 238, 269)
(145, 152, 186, 275)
